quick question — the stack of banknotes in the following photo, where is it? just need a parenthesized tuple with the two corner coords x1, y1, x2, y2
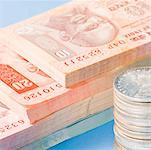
(0, 0, 151, 149)
(114, 67, 151, 150)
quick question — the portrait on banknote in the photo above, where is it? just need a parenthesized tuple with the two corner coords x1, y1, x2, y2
(13, 0, 151, 64)
(45, 5, 118, 47)
(17, 4, 118, 48)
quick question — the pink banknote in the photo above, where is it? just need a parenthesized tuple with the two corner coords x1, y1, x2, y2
(0, 39, 116, 123)
(3, 0, 151, 87)
(0, 88, 113, 149)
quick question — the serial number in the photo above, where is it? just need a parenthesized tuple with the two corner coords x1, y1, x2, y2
(24, 83, 62, 101)
(64, 49, 103, 67)
(0, 120, 25, 135)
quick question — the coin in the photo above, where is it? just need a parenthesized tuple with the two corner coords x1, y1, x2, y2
(116, 120, 151, 140)
(114, 140, 127, 150)
(114, 67, 151, 150)
(114, 117, 151, 133)
(114, 109, 151, 127)
(114, 67, 151, 102)
(114, 126, 151, 150)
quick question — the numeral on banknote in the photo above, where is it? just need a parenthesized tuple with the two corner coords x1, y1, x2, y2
(12, 79, 34, 91)
(0, 65, 38, 94)
(23, 83, 62, 101)
(55, 49, 70, 59)
(0, 120, 25, 135)
(64, 49, 103, 66)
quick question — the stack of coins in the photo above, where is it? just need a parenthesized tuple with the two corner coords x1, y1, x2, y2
(113, 67, 151, 150)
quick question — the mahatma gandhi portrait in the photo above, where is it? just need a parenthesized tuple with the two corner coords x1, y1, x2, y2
(45, 5, 118, 47)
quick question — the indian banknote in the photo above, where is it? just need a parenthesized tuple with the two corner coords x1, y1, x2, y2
(22, 108, 113, 150)
(0, 88, 113, 150)
(2, 0, 151, 87)
(0, 38, 117, 123)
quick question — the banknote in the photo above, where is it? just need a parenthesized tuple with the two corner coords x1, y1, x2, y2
(0, 39, 117, 123)
(22, 108, 113, 150)
(2, 0, 151, 87)
(0, 88, 113, 150)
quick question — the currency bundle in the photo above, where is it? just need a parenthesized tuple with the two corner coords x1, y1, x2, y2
(2, 0, 151, 87)
(0, 0, 151, 149)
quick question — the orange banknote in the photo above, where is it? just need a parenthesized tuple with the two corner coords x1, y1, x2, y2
(2, 0, 151, 87)
(0, 38, 116, 123)
(0, 89, 112, 149)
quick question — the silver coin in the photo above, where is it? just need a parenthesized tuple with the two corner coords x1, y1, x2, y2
(114, 99, 151, 118)
(114, 94, 151, 109)
(114, 117, 151, 133)
(115, 122, 151, 140)
(114, 103, 151, 120)
(114, 67, 151, 102)
(114, 140, 128, 150)
(114, 102, 151, 119)
(114, 140, 121, 150)
(114, 126, 151, 150)
(114, 110, 151, 127)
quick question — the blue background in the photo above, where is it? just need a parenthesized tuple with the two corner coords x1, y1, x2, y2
(0, 0, 114, 149)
